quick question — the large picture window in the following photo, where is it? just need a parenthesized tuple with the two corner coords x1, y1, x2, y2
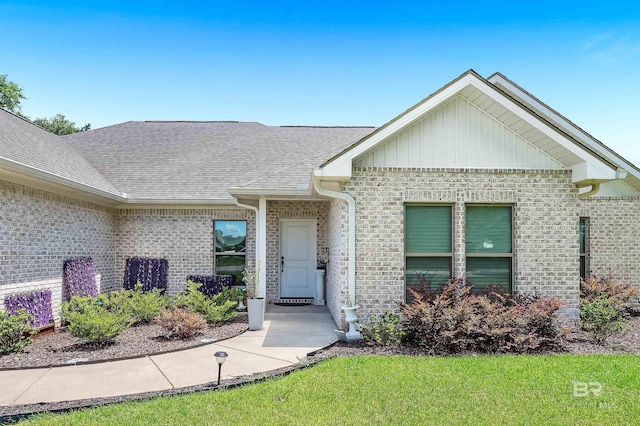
(214, 220, 246, 284)
(405, 205, 453, 301)
(465, 205, 512, 292)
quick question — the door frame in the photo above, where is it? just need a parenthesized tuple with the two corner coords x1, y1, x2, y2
(279, 218, 317, 298)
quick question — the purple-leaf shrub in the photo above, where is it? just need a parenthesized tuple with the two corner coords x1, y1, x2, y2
(4, 289, 53, 328)
(64, 258, 98, 298)
(124, 258, 168, 292)
(187, 275, 234, 297)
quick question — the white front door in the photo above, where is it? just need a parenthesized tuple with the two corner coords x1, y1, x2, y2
(280, 219, 317, 298)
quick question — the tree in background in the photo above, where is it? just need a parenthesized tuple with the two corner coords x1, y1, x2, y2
(0, 74, 90, 135)
(32, 114, 91, 135)
(0, 74, 26, 113)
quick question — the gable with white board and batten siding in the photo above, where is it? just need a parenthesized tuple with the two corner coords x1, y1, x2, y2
(353, 95, 565, 170)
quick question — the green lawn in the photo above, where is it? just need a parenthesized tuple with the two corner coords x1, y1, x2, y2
(20, 355, 639, 425)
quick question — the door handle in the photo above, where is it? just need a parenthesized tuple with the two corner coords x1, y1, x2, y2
(281, 256, 284, 273)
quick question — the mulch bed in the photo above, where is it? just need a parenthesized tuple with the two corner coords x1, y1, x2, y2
(1, 316, 638, 421)
(0, 313, 248, 370)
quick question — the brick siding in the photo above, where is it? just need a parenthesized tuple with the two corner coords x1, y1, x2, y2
(0, 179, 115, 323)
(580, 197, 640, 284)
(326, 198, 349, 326)
(345, 167, 581, 320)
(116, 208, 255, 296)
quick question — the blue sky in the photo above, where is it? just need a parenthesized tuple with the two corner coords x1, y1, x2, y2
(1, 1, 640, 164)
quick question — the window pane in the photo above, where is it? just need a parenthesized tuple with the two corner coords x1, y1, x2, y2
(214, 220, 246, 253)
(216, 255, 246, 284)
(406, 206, 452, 253)
(466, 206, 512, 253)
(466, 257, 511, 292)
(579, 218, 586, 255)
(406, 257, 451, 302)
(580, 256, 586, 279)
(406, 257, 451, 289)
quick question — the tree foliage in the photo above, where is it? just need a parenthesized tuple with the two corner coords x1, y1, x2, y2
(32, 113, 91, 135)
(0, 73, 91, 135)
(0, 74, 26, 113)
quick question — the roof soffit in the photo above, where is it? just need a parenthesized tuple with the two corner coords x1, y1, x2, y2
(488, 72, 640, 189)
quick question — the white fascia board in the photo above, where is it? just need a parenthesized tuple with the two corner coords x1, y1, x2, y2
(227, 186, 312, 197)
(121, 198, 235, 206)
(0, 156, 126, 203)
(488, 74, 637, 178)
(477, 79, 616, 180)
(321, 73, 481, 179)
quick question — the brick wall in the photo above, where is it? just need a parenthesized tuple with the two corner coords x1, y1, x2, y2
(116, 208, 255, 296)
(265, 200, 328, 302)
(0, 179, 115, 323)
(345, 167, 581, 320)
(580, 197, 640, 284)
(326, 197, 349, 326)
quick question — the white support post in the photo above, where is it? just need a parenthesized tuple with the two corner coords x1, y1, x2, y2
(258, 197, 267, 299)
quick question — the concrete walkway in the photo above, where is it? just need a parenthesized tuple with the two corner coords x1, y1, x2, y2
(0, 305, 337, 406)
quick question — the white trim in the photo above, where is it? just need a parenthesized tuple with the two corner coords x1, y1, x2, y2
(320, 73, 479, 179)
(488, 73, 640, 181)
(319, 71, 617, 184)
(474, 80, 615, 182)
(0, 157, 126, 202)
(228, 187, 312, 197)
(117, 203, 242, 210)
(258, 197, 267, 298)
(121, 198, 235, 205)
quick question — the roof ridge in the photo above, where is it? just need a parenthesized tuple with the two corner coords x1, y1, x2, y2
(143, 120, 244, 123)
(279, 125, 375, 129)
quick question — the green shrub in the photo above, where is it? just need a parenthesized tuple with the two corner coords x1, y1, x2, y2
(400, 278, 565, 354)
(122, 283, 168, 324)
(213, 287, 246, 306)
(156, 308, 207, 339)
(581, 275, 639, 316)
(360, 311, 405, 346)
(579, 275, 638, 345)
(62, 294, 110, 315)
(0, 309, 34, 354)
(62, 297, 133, 345)
(175, 281, 237, 323)
(580, 297, 625, 344)
(129, 287, 168, 324)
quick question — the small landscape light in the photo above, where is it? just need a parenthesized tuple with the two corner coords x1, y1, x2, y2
(214, 351, 228, 386)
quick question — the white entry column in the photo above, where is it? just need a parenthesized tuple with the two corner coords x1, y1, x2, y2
(258, 197, 267, 298)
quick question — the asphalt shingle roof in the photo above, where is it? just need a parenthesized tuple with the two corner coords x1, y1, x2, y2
(0, 109, 122, 196)
(65, 121, 374, 201)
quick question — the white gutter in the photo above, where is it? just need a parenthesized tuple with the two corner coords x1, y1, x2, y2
(228, 187, 311, 197)
(312, 171, 356, 305)
(123, 197, 237, 205)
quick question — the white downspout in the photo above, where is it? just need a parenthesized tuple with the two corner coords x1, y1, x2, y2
(312, 177, 356, 306)
(234, 198, 266, 298)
